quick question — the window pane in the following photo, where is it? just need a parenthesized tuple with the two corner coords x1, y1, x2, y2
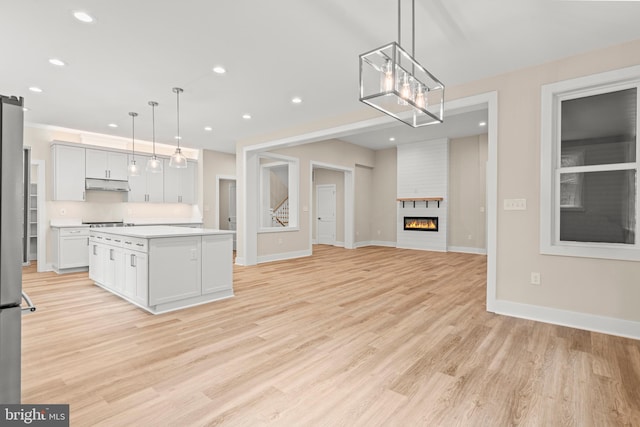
(560, 169, 636, 244)
(561, 88, 636, 166)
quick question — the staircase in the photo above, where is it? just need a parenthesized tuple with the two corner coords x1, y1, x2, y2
(272, 197, 289, 227)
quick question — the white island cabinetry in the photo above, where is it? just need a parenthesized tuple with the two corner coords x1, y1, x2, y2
(89, 226, 233, 314)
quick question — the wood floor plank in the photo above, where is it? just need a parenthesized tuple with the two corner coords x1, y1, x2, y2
(20, 245, 640, 426)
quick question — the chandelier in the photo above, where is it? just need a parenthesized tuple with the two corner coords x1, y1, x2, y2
(359, 0, 444, 127)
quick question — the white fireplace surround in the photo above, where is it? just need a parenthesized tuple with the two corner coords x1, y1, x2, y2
(396, 138, 448, 251)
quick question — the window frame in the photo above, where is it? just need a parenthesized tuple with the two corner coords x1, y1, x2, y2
(258, 153, 299, 232)
(540, 66, 640, 261)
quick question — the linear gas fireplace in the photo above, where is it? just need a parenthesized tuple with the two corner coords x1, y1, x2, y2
(404, 216, 438, 232)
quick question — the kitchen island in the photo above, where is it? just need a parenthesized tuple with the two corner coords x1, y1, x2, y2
(88, 226, 233, 314)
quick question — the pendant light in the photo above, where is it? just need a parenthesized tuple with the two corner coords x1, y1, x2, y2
(359, 0, 445, 127)
(145, 101, 163, 173)
(127, 112, 140, 176)
(169, 87, 187, 168)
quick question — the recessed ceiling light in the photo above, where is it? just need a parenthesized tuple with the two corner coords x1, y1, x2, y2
(242, 114, 251, 120)
(291, 97, 302, 104)
(204, 126, 213, 131)
(479, 121, 487, 127)
(389, 137, 396, 141)
(49, 58, 66, 67)
(22, 107, 30, 112)
(73, 11, 94, 23)
(174, 136, 182, 140)
(28, 87, 42, 93)
(108, 123, 118, 128)
(212, 66, 226, 74)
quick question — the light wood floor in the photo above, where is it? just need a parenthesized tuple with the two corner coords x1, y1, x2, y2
(21, 245, 640, 426)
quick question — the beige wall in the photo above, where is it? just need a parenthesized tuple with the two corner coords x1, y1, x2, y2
(447, 39, 640, 322)
(448, 134, 488, 251)
(202, 149, 236, 228)
(370, 148, 397, 245)
(237, 37, 640, 326)
(355, 165, 373, 244)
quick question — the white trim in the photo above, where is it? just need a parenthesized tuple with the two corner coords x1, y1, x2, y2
(355, 240, 397, 248)
(448, 246, 487, 255)
(257, 249, 312, 264)
(540, 66, 640, 261)
(493, 299, 640, 341)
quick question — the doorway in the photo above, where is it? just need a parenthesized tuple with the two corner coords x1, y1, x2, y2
(217, 176, 237, 250)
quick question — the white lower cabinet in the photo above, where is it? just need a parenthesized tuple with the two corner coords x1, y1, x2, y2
(52, 227, 90, 273)
(89, 240, 105, 284)
(202, 234, 232, 294)
(148, 237, 201, 306)
(123, 249, 148, 306)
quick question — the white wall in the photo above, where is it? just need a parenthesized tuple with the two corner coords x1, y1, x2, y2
(396, 138, 448, 251)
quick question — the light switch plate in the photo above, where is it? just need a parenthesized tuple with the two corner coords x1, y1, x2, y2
(503, 198, 527, 210)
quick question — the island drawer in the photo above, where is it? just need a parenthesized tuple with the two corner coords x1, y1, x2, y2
(60, 227, 89, 236)
(122, 237, 148, 252)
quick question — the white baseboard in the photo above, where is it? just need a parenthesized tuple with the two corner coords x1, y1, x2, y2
(448, 246, 487, 255)
(234, 257, 246, 266)
(257, 249, 312, 264)
(355, 240, 396, 248)
(492, 299, 640, 340)
(38, 263, 54, 273)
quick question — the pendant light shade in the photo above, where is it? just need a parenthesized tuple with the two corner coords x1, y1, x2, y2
(128, 112, 140, 176)
(146, 101, 163, 173)
(169, 87, 188, 169)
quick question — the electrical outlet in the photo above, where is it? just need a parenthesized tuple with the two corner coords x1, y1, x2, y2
(504, 198, 527, 210)
(530, 272, 541, 285)
(60, 208, 66, 216)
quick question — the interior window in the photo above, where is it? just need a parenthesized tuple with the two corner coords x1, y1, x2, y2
(259, 156, 298, 230)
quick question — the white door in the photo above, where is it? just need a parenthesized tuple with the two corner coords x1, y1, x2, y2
(316, 184, 336, 245)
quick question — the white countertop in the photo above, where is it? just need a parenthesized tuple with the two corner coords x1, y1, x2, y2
(91, 226, 234, 239)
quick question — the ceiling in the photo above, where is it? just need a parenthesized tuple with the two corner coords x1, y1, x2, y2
(2, 0, 640, 154)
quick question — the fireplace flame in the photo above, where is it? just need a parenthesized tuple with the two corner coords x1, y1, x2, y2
(405, 219, 437, 229)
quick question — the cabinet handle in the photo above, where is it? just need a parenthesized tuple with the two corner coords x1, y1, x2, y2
(114, 239, 121, 243)
(82, 191, 85, 201)
(68, 230, 81, 234)
(87, 237, 89, 246)
(124, 241, 132, 245)
(131, 254, 136, 267)
(136, 243, 144, 247)
(93, 245, 97, 255)
(109, 249, 114, 261)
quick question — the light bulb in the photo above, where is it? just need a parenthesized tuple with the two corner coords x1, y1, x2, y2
(380, 60, 394, 92)
(169, 148, 188, 169)
(399, 74, 411, 105)
(128, 160, 140, 177)
(415, 85, 426, 109)
(146, 156, 163, 173)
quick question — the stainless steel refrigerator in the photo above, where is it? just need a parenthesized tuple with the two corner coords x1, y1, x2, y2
(0, 94, 26, 403)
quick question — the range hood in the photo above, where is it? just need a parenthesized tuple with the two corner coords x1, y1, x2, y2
(85, 178, 130, 192)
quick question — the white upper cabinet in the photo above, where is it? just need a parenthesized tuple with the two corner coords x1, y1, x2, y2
(52, 144, 86, 201)
(163, 159, 197, 204)
(86, 149, 128, 181)
(127, 154, 164, 203)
